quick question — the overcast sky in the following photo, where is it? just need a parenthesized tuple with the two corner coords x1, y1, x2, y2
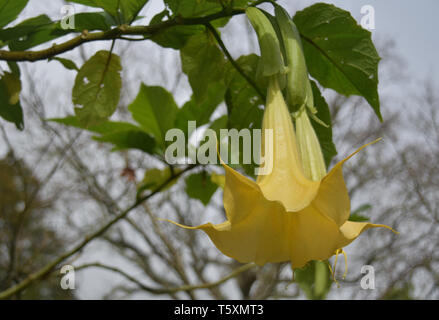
(16, 0, 439, 87)
(280, 0, 439, 81)
(141, 0, 438, 90)
(2, 0, 437, 299)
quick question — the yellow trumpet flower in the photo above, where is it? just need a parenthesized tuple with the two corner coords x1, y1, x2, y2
(167, 77, 394, 270)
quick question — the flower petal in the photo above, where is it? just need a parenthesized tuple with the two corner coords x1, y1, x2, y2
(312, 159, 350, 227)
(287, 205, 345, 268)
(313, 138, 382, 226)
(338, 220, 397, 248)
(256, 78, 320, 211)
(167, 162, 344, 268)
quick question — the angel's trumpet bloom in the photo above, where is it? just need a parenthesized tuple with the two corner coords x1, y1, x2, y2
(167, 77, 394, 270)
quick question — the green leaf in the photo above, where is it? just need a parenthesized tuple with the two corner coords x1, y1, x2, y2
(93, 129, 156, 153)
(349, 203, 372, 222)
(207, 115, 228, 139)
(50, 115, 158, 154)
(67, 0, 119, 18)
(139, 166, 180, 194)
(185, 171, 218, 206)
(174, 81, 226, 138)
(149, 9, 168, 25)
(69, 0, 148, 23)
(165, 0, 221, 18)
(295, 260, 332, 300)
(64, 12, 115, 31)
(1, 14, 64, 51)
(151, 24, 205, 49)
(226, 54, 264, 130)
(72, 50, 122, 127)
(0, 72, 23, 130)
(0, 14, 52, 42)
(180, 31, 226, 103)
(120, 0, 148, 24)
(1, 12, 116, 50)
(348, 214, 369, 222)
(223, 54, 266, 178)
(294, 3, 381, 120)
(309, 80, 337, 167)
(49, 57, 79, 71)
(128, 84, 178, 148)
(0, 0, 28, 29)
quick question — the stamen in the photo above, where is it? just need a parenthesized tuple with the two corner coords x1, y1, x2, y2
(341, 249, 348, 279)
(326, 258, 339, 287)
(331, 249, 342, 287)
(333, 249, 340, 274)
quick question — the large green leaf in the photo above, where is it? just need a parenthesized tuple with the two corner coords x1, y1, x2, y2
(226, 54, 264, 130)
(93, 129, 156, 153)
(180, 31, 226, 103)
(294, 3, 381, 120)
(223, 54, 266, 178)
(50, 115, 157, 154)
(151, 24, 205, 49)
(174, 81, 226, 138)
(128, 84, 178, 148)
(206, 115, 228, 139)
(0, 0, 28, 29)
(185, 171, 218, 206)
(60, 12, 115, 31)
(309, 80, 337, 167)
(0, 72, 23, 130)
(72, 50, 122, 127)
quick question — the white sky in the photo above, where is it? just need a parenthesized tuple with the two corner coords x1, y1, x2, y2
(281, 0, 439, 81)
(2, 0, 437, 299)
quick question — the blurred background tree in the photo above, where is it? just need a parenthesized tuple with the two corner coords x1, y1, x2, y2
(0, 0, 438, 300)
(0, 152, 74, 299)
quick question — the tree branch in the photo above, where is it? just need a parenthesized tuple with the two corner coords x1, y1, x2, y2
(75, 262, 256, 295)
(0, 1, 270, 62)
(0, 164, 197, 300)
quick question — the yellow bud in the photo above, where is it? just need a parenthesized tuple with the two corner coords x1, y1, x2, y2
(295, 109, 327, 181)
